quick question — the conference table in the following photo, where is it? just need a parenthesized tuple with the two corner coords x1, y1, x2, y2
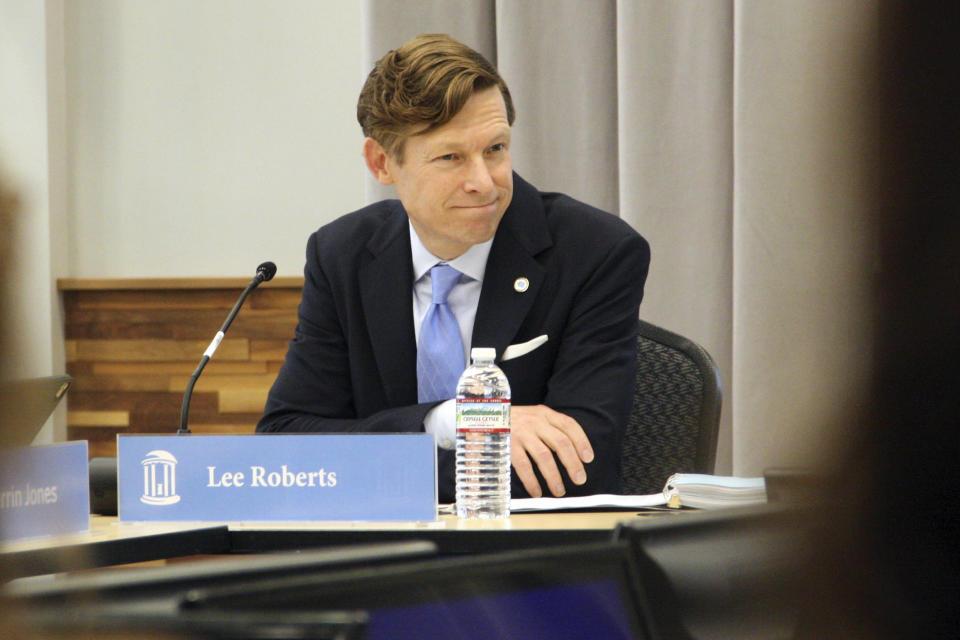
(0, 518, 231, 579)
(4, 505, 809, 640)
(1, 509, 678, 579)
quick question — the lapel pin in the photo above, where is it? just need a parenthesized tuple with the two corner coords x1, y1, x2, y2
(514, 277, 530, 293)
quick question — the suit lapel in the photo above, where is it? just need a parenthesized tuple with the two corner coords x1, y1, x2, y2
(359, 203, 418, 406)
(359, 175, 550, 400)
(473, 175, 552, 361)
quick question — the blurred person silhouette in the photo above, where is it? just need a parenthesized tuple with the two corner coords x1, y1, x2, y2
(0, 160, 179, 640)
(794, 2, 960, 637)
(0, 165, 16, 388)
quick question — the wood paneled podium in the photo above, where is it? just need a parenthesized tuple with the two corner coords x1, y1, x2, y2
(58, 277, 304, 458)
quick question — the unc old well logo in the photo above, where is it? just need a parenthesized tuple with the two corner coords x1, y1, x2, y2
(141, 450, 181, 505)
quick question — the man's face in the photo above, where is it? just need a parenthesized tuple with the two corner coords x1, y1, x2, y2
(368, 87, 513, 260)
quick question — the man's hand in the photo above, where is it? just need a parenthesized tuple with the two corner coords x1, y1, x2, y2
(510, 405, 594, 497)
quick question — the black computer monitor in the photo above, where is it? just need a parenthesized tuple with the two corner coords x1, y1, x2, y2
(181, 541, 653, 640)
(616, 505, 811, 640)
(9, 541, 438, 639)
(8, 540, 437, 605)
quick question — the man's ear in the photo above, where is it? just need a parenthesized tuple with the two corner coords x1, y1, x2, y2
(362, 137, 395, 185)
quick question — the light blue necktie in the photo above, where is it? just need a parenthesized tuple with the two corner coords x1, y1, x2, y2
(417, 264, 465, 403)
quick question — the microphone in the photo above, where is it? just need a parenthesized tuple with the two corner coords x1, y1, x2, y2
(177, 261, 277, 434)
(255, 260, 278, 283)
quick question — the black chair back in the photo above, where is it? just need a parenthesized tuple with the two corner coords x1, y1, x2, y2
(620, 320, 721, 494)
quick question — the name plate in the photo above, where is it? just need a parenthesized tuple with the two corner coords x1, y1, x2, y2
(117, 434, 437, 522)
(0, 441, 90, 542)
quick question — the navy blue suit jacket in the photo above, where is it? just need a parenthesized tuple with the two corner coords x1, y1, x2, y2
(257, 174, 650, 502)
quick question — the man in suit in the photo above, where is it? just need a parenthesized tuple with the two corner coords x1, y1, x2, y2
(257, 34, 650, 503)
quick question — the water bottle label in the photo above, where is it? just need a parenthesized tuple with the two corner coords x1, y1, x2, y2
(456, 398, 510, 433)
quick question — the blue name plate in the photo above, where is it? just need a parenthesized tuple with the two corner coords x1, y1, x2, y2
(117, 434, 437, 522)
(0, 441, 90, 542)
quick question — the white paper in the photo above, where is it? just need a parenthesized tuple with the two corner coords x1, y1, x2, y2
(665, 473, 766, 490)
(663, 474, 767, 509)
(510, 492, 667, 512)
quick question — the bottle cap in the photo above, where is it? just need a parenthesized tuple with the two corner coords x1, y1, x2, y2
(470, 347, 496, 362)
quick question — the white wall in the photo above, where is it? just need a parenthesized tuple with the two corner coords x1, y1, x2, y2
(64, 0, 366, 278)
(2, 0, 364, 443)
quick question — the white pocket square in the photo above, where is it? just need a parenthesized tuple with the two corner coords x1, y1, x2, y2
(501, 335, 548, 361)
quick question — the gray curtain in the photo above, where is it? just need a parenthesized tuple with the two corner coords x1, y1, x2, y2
(362, 0, 878, 478)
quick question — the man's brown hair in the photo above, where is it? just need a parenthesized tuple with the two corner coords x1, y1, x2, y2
(357, 34, 515, 162)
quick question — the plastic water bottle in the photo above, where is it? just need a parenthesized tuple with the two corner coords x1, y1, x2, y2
(455, 347, 511, 518)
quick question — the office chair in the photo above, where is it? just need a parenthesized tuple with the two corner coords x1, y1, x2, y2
(620, 320, 722, 495)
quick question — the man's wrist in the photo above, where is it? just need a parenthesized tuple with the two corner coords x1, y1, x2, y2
(423, 399, 457, 449)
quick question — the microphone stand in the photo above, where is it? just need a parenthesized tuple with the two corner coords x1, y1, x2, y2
(178, 262, 276, 434)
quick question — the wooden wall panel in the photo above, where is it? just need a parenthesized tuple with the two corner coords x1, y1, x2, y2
(59, 278, 302, 458)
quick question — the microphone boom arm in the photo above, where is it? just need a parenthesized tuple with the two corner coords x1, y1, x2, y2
(178, 262, 276, 435)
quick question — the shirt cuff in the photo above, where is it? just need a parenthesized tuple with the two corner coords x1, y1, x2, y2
(424, 399, 457, 450)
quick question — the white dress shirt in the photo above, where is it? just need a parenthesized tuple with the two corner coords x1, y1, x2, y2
(410, 222, 493, 449)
